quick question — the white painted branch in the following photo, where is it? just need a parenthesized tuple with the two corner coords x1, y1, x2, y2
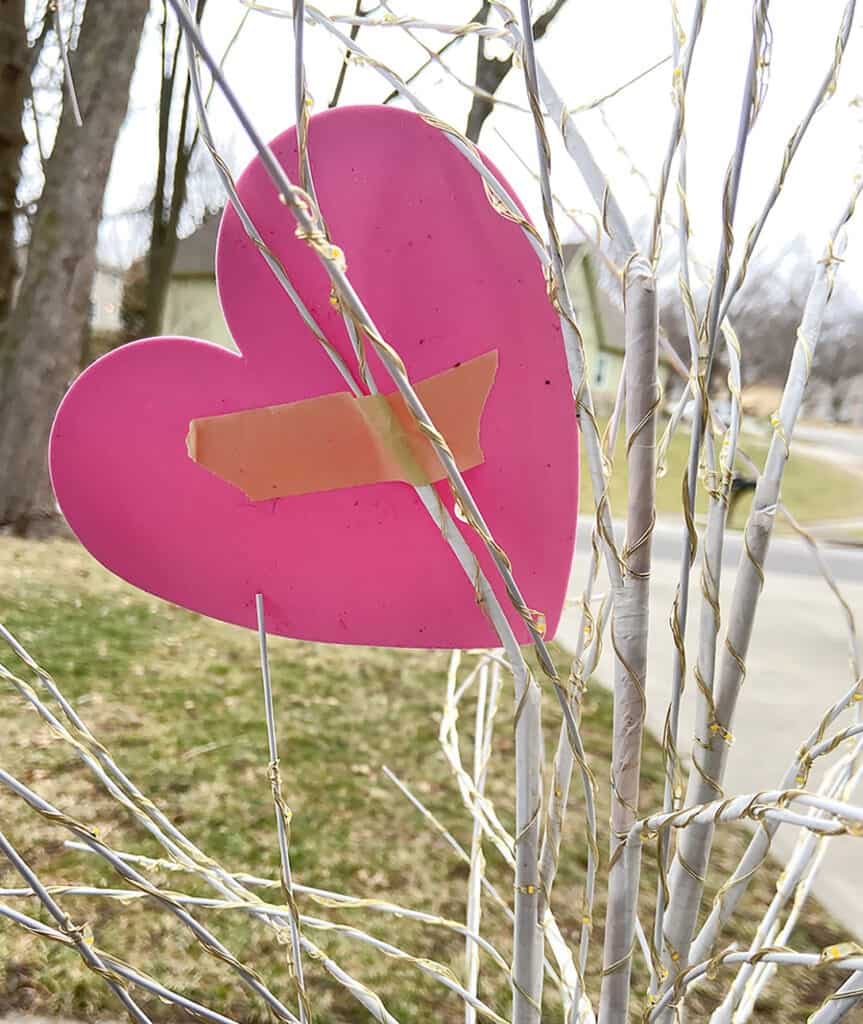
(466, 659, 496, 1024)
(648, 0, 706, 267)
(663, 177, 863, 987)
(690, 675, 863, 964)
(382, 766, 583, 1004)
(712, 755, 863, 1021)
(0, 902, 237, 1024)
(717, 0, 857, 325)
(0, 770, 303, 1024)
(1, 642, 404, 1023)
(256, 595, 310, 1023)
(649, 949, 863, 1021)
(490, 1, 636, 267)
(652, 4, 704, 983)
(808, 971, 863, 1023)
(0, 832, 152, 1024)
(598, 256, 658, 1023)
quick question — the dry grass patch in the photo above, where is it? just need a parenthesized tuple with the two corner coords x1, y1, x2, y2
(0, 537, 849, 1022)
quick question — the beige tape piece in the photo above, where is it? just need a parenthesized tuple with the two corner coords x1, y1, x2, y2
(186, 350, 498, 500)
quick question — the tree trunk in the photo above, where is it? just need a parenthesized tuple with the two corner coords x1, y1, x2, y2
(0, 0, 150, 533)
(464, 0, 570, 144)
(0, 0, 28, 322)
(136, 0, 203, 342)
(140, 76, 193, 341)
(598, 257, 658, 1022)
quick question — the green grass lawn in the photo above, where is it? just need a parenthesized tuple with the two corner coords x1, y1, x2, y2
(580, 420, 863, 532)
(0, 539, 849, 1022)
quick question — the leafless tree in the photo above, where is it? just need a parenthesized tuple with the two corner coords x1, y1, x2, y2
(465, 0, 569, 143)
(0, 0, 150, 534)
(131, 0, 207, 341)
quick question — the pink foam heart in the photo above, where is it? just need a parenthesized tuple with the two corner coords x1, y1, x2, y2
(49, 106, 578, 648)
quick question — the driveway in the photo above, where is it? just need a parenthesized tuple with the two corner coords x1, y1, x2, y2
(557, 518, 863, 940)
(795, 423, 863, 476)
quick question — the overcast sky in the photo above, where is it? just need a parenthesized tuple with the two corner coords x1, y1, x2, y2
(103, 1, 863, 292)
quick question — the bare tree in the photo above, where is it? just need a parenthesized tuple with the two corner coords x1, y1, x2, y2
(465, 0, 569, 143)
(132, 0, 207, 341)
(0, 0, 28, 321)
(0, 0, 150, 534)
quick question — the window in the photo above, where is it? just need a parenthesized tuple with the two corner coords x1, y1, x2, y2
(593, 352, 610, 390)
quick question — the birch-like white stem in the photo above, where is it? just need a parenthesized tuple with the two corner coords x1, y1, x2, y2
(598, 256, 658, 1022)
(652, 5, 704, 985)
(0, 831, 152, 1024)
(488, 1, 636, 267)
(675, 14, 863, 964)
(511, 674, 544, 1024)
(716, 0, 857, 326)
(255, 595, 310, 1024)
(0, 902, 238, 1024)
(712, 754, 863, 1022)
(662, 178, 863, 996)
(381, 766, 573, 990)
(647, 0, 706, 268)
(677, 476, 861, 971)
(466, 659, 494, 1024)
(659, 0, 773, 988)
(808, 971, 863, 1023)
(0, 770, 303, 1024)
(1, 634, 407, 1023)
(649, 949, 863, 1021)
(689, 678, 863, 965)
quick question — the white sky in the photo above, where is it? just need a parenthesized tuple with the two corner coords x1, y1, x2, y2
(105, 1, 863, 292)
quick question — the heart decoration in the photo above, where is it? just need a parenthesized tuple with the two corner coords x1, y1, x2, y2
(49, 105, 578, 648)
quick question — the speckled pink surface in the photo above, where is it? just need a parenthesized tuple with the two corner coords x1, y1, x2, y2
(49, 106, 578, 648)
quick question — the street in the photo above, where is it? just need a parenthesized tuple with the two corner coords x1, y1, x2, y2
(558, 518, 863, 940)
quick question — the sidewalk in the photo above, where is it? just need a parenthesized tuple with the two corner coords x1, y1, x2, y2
(556, 537, 863, 941)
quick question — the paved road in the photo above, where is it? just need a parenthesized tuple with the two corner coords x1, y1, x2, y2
(796, 423, 863, 475)
(558, 518, 863, 940)
(637, 516, 863, 580)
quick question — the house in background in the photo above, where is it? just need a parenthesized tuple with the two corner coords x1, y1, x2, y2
(162, 215, 235, 349)
(562, 242, 626, 406)
(159, 218, 630, 403)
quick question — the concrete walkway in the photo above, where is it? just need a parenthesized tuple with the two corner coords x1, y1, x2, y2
(557, 519, 863, 940)
(796, 423, 863, 477)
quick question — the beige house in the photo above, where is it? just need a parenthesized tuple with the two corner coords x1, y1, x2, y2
(562, 242, 625, 402)
(162, 216, 235, 349)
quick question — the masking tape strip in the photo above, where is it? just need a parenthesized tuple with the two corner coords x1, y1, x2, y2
(186, 350, 498, 500)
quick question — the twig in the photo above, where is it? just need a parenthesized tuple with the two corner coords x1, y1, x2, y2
(52, 0, 82, 126)
(598, 255, 658, 1022)
(659, 0, 774, 990)
(256, 595, 310, 1024)
(0, 902, 239, 1024)
(663, 172, 863, 996)
(0, 832, 152, 1023)
(0, 770, 303, 1023)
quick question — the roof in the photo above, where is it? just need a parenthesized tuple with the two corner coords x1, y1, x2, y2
(169, 222, 625, 363)
(172, 214, 221, 277)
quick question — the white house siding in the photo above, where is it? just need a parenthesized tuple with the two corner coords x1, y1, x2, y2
(90, 268, 124, 331)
